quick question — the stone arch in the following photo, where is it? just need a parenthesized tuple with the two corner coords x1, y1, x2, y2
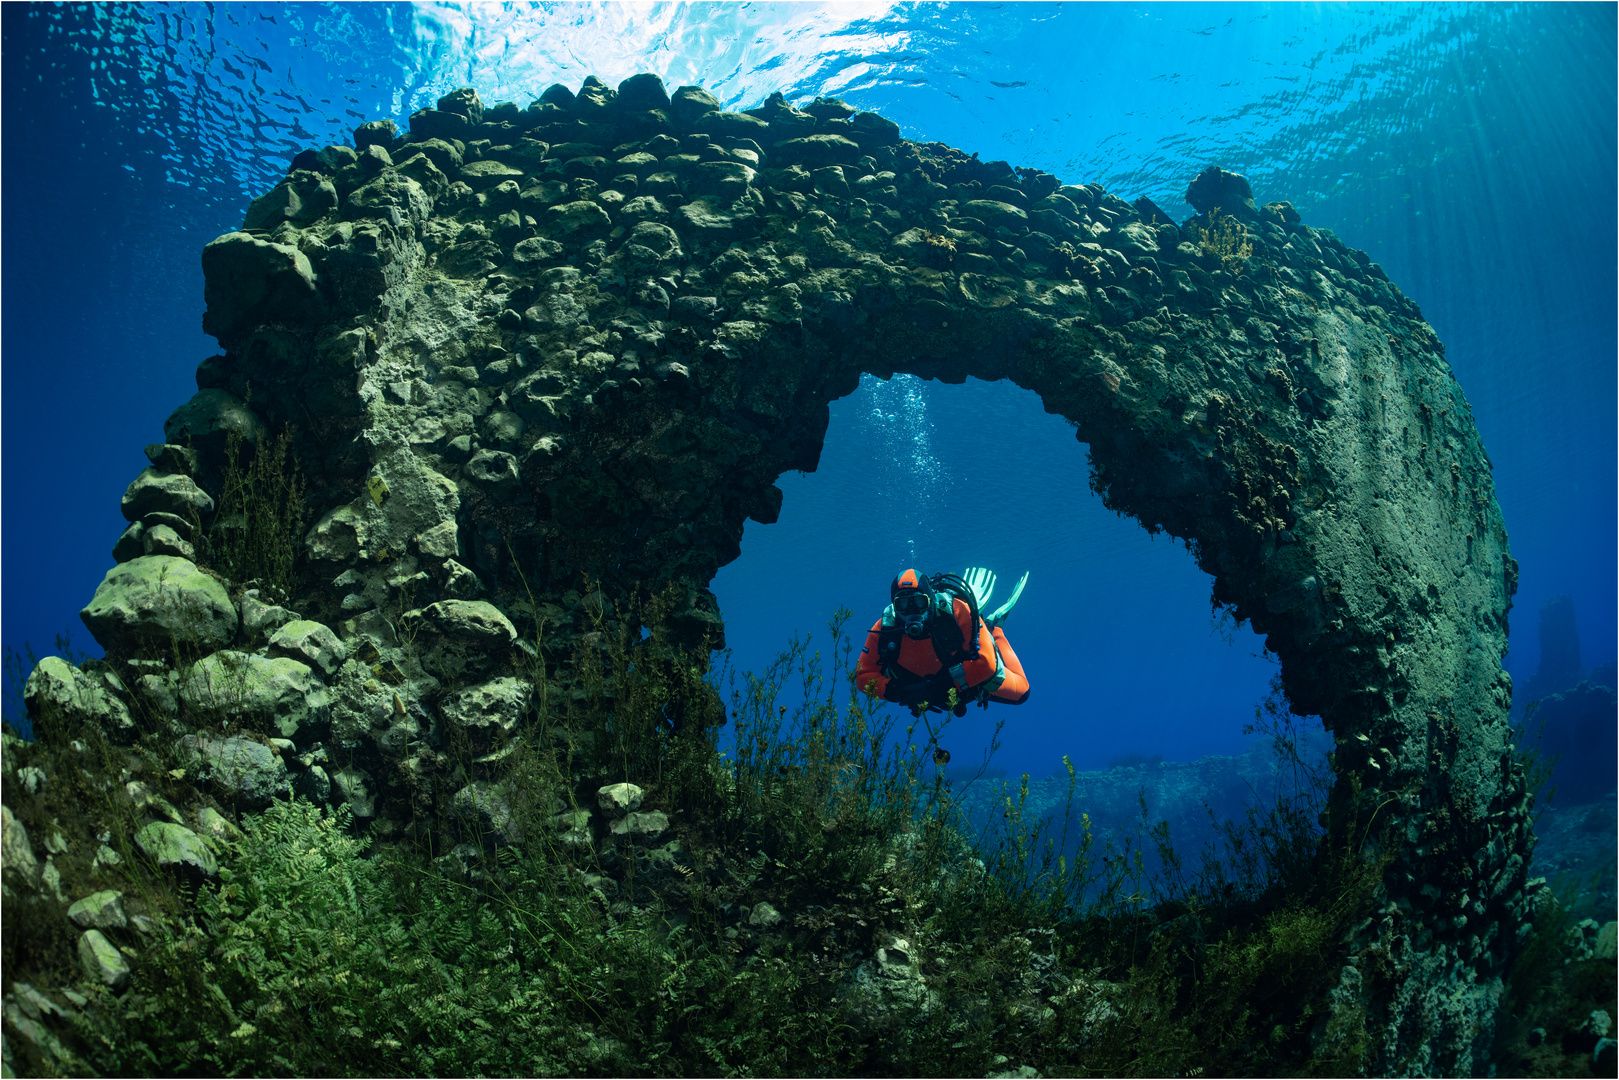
(168, 76, 1528, 1072)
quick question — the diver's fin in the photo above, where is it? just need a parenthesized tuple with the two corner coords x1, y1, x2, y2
(984, 571, 1029, 627)
(962, 566, 997, 610)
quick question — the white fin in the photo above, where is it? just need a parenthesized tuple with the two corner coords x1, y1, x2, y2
(962, 566, 997, 609)
(984, 571, 1029, 625)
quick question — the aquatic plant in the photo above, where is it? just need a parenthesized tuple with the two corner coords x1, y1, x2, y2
(0, 593, 1470, 1077)
(1198, 207, 1254, 275)
(197, 425, 308, 602)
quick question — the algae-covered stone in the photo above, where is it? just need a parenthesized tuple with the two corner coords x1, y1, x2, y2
(465, 449, 520, 494)
(305, 455, 460, 566)
(180, 652, 330, 741)
(113, 522, 145, 563)
(201, 231, 324, 338)
(78, 929, 131, 991)
(2, 804, 39, 885)
(267, 619, 347, 678)
(182, 734, 291, 809)
(962, 199, 1029, 229)
(459, 159, 525, 191)
(452, 780, 521, 845)
(330, 766, 375, 818)
(407, 600, 517, 645)
(546, 200, 612, 238)
(68, 889, 127, 930)
(240, 590, 300, 642)
(689, 160, 756, 198)
(610, 810, 668, 838)
(772, 134, 861, 169)
(415, 519, 461, 559)
(597, 782, 644, 815)
(80, 556, 237, 655)
(511, 235, 565, 267)
(24, 656, 134, 734)
(142, 524, 196, 560)
(196, 806, 242, 846)
(164, 389, 269, 458)
(440, 676, 530, 748)
(120, 468, 215, 523)
(293, 764, 333, 804)
(135, 821, 218, 876)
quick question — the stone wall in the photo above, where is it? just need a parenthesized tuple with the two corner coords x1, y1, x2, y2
(55, 74, 1533, 1073)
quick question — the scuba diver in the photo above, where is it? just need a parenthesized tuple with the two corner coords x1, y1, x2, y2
(855, 567, 1031, 718)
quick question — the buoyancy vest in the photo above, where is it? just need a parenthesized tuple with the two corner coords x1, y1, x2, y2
(875, 574, 1005, 699)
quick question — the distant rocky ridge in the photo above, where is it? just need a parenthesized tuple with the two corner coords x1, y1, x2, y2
(1513, 594, 1617, 808)
(11, 74, 1534, 1074)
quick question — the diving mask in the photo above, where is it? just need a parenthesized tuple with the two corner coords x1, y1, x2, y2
(894, 589, 932, 636)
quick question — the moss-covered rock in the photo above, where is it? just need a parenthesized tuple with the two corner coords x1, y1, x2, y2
(179, 651, 329, 741)
(79, 555, 237, 656)
(134, 821, 218, 877)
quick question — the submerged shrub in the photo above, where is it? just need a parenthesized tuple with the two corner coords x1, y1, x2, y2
(201, 425, 307, 599)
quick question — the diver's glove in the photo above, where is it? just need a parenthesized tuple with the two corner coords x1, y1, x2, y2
(885, 673, 954, 710)
(963, 567, 1030, 629)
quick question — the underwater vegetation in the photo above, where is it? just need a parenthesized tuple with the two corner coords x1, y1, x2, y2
(1, 71, 1608, 1077)
(3, 601, 1612, 1077)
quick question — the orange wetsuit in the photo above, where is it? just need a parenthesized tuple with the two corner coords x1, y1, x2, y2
(854, 596, 1030, 709)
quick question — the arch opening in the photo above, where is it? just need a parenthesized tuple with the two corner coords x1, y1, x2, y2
(714, 372, 1312, 777)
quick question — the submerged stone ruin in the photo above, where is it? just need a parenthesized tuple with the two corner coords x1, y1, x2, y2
(16, 75, 1534, 1073)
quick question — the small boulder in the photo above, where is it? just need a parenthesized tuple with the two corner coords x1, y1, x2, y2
(143, 443, 199, 475)
(439, 676, 530, 750)
(24, 656, 134, 735)
(962, 199, 1029, 230)
(292, 764, 332, 804)
(617, 73, 671, 112)
(1184, 165, 1257, 218)
(142, 524, 195, 560)
(452, 781, 522, 846)
(267, 619, 347, 678)
(459, 159, 526, 191)
(135, 821, 218, 876)
(179, 651, 330, 741)
(68, 889, 128, 931)
(113, 522, 145, 563)
(78, 929, 131, 991)
(771, 134, 861, 169)
(182, 734, 291, 809)
(406, 600, 517, 645)
(748, 901, 782, 929)
(120, 468, 214, 524)
(240, 590, 300, 642)
(545, 200, 612, 239)
(415, 520, 461, 559)
(353, 119, 397, 150)
(81, 556, 238, 656)
(465, 449, 520, 494)
(597, 782, 644, 815)
(669, 86, 721, 128)
(609, 810, 669, 838)
(163, 389, 269, 461)
(196, 806, 242, 846)
(2, 804, 39, 885)
(330, 767, 375, 818)
(201, 231, 325, 339)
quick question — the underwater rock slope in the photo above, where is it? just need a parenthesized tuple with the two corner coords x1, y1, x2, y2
(36, 76, 1527, 1074)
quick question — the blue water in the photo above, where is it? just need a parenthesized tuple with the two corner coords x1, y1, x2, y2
(3, 4, 1614, 781)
